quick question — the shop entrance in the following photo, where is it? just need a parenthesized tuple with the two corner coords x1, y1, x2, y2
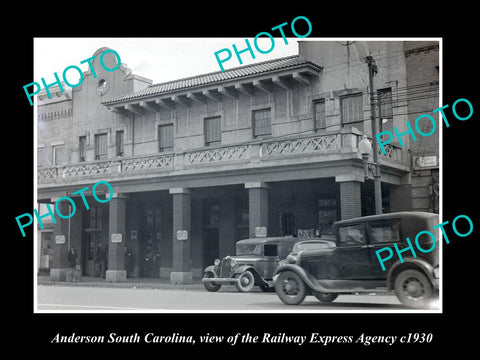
(83, 231, 101, 276)
(140, 207, 162, 278)
(203, 228, 219, 269)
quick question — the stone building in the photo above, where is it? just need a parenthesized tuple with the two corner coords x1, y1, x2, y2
(36, 41, 439, 283)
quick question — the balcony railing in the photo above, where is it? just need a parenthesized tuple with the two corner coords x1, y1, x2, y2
(37, 131, 408, 184)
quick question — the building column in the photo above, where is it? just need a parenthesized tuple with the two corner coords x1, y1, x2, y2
(169, 188, 192, 284)
(50, 200, 70, 281)
(245, 182, 269, 238)
(336, 175, 363, 220)
(106, 193, 128, 282)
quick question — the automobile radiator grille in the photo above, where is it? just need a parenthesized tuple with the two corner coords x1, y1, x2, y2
(219, 258, 232, 278)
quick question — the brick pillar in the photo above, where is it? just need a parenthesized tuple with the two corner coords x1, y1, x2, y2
(169, 188, 192, 284)
(106, 193, 128, 282)
(50, 200, 69, 281)
(245, 182, 269, 238)
(336, 175, 363, 220)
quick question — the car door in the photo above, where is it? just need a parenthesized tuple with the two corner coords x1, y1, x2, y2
(365, 218, 402, 278)
(332, 223, 376, 279)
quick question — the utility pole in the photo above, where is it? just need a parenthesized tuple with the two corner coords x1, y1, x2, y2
(366, 55, 383, 215)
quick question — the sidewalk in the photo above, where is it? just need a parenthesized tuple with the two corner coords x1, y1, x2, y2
(37, 275, 205, 291)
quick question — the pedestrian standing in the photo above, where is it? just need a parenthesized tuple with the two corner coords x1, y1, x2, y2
(101, 246, 108, 278)
(67, 246, 77, 268)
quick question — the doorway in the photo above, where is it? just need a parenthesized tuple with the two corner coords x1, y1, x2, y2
(203, 228, 219, 268)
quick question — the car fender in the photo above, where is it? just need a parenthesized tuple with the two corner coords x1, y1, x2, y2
(233, 264, 257, 276)
(203, 265, 218, 276)
(273, 264, 325, 292)
(233, 265, 267, 285)
(387, 258, 437, 291)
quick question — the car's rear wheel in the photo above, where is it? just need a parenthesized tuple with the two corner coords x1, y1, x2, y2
(313, 291, 338, 303)
(235, 271, 255, 292)
(203, 271, 222, 292)
(394, 269, 434, 308)
(275, 270, 307, 305)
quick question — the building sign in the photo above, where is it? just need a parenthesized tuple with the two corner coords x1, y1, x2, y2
(298, 229, 315, 238)
(55, 235, 65, 244)
(176, 230, 188, 241)
(414, 156, 438, 169)
(111, 233, 122, 243)
(255, 226, 267, 238)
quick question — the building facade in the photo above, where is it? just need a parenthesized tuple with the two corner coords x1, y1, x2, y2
(36, 41, 439, 283)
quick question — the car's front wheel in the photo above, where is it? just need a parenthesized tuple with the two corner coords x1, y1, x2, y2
(235, 271, 255, 292)
(394, 269, 434, 308)
(275, 270, 307, 305)
(313, 291, 338, 303)
(203, 271, 222, 292)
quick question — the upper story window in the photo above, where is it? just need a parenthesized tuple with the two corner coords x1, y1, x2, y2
(341, 93, 363, 125)
(313, 99, 326, 131)
(94, 133, 108, 161)
(158, 124, 174, 152)
(378, 88, 393, 133)
(204, 116, 221, 146)
(52, 145, 66, 165)
(116, 130, 124, 157)
(253, 108, 271, 138)
(79, 136, 86, 162)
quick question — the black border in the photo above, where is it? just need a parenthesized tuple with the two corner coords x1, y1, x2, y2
(10, 5, 478, 355)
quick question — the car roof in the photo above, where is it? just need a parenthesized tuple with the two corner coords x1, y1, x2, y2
(236, 236, 301, 245)
(333, 211, 438, 227)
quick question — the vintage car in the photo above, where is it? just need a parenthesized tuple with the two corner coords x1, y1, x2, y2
(202, 236, 333, 292)
(278, 238, 336, 267)
(273, 212, 440, 308)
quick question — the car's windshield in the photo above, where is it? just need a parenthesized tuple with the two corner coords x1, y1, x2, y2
(236, 244, 263, 255)
(293, 242, 331, 251)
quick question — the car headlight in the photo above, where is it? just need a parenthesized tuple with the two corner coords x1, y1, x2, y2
(286, 254, 298, 264)
(433, 266, 439, 279)
(214, 259, 221, 267)
(230, 259, 237, 269)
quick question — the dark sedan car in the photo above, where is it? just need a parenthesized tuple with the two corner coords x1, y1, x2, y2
(273, 212, 440, 308)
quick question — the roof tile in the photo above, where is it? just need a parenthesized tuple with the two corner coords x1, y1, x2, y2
(103, 55, 321, 105)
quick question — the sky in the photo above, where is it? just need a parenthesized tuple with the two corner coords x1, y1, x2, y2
(34, 38, 300, 86)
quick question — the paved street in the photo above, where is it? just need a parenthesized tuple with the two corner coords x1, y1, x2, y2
(36, 284, 432, 312)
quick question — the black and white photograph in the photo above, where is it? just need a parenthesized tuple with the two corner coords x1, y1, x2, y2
(8, 6, 478, 355)
(33, 37, 442, 313)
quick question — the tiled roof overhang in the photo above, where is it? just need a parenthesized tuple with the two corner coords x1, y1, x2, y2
(102, 55, 322, 111)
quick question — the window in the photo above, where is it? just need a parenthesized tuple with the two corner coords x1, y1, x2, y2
(264, 244, 278, 257)
(88, 206, 103, 229)
(204, 200, 220, 227)
(313, 99, 326, 130)
(368, 220, 401, 244)
(79, 136, 86, 162)
(253, 108, 271, 138)
(52, 145, 66, 165)
(116, 130, 124, 157)
(378, 88, 393, 133)
(204, 116, 221, 146)
(338, 224, 365, 246)
(341, 93, 363, 124)
(94, 133, 107, 160)
(158, 124, 174, 152)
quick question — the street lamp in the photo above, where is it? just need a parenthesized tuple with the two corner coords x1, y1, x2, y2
(358, 135, 372, 180)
